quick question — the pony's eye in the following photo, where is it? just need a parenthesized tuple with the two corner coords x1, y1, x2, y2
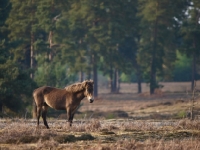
(87, 88, 92, 93)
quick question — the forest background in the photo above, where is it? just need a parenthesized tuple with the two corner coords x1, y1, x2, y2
(0, 0, 200, 117)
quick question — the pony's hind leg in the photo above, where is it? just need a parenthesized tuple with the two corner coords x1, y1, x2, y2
(42, 105, 49, 129)
(36, 106, 42, 128)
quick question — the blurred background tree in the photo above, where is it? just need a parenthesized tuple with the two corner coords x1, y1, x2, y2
(0, 0, 37, 115)
(179, 0, 200, 90)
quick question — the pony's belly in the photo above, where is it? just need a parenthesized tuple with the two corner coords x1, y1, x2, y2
(54, 106, 66, 110)
(44, 96, 66, 110)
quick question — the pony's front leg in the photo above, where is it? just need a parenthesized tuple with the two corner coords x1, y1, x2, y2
(69, 114, 75, 126)
(67, 109, 74, 127)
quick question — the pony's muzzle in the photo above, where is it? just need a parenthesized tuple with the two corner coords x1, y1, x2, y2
(89, 99, 94, 103)
(87, 95, 94, 103)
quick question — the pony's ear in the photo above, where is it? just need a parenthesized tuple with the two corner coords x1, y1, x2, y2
(83, 80, 94, 86)
(82, 80, 87, 87)
(89, 80, 94, 85)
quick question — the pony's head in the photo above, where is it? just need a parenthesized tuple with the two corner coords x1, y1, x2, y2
(83, 80, 94, 103)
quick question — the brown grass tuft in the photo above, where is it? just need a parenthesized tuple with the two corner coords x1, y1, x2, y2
(176, 119, 200, 130)
(85, 119, 101, 132)
(36, 138, 59, 150)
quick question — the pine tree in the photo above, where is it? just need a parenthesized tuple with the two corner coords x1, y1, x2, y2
(138, 0, 188, 94)
(0, 0, 37, 114)
(6, 0, 38, 72)
(179, 0, 200, 90)
(54, 0, 101, 96)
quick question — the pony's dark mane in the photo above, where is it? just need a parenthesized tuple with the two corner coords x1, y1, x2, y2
(65, 82, 84, 92)
(65, 80, 93, 92)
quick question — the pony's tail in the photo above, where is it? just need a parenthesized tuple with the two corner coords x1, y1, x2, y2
(32, 90, 37, 118)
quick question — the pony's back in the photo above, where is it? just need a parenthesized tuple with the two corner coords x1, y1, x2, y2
(33, 86, 56, 96)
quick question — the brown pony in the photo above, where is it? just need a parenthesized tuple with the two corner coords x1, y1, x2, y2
(33, 80, 94, 129)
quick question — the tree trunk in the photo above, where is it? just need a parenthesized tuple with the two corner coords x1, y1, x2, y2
(113, 68, 120, 93)
(150, 58, 156, 95)
(86, 68, 91, 80)
(191, 46, 196, 91)
(0, 102, 2, 114)
(191, 9, 200, 91)
(92, 54, 98, 98)
(116, 69, 120, 93)
(135, 64, 142, 93)
(150, 5, 158, 95)
(31, 0, 36, 118)
(113, 69, 117, 93)
(191, 54, 196, 91)
(109, 66, 114, 93)
(79, 70, 84, 82)
(30, 34, 34, 79)
(48, 31, 53, 61)
(31, 33, 36, 118)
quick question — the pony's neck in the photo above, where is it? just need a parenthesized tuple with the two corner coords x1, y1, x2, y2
(74, 89, 86, 101)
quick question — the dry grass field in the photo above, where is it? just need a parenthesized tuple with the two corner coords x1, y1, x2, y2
(1, 119, 200, 149)
(1, 81, 200, 149)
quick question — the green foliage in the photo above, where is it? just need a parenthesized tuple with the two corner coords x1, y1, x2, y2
(0, 60, 37, 113)
(34, 61, 72, 87)
(120, 72, 137, 83)
(180, 2, 200, 57)
(173, 51, 200, 81)
(0, 1, 37, 114)
(176, 110, 187, 119)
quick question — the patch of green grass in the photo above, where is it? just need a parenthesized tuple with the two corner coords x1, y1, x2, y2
(175, 110, 187, 119)
(106, 113, 115, 119)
